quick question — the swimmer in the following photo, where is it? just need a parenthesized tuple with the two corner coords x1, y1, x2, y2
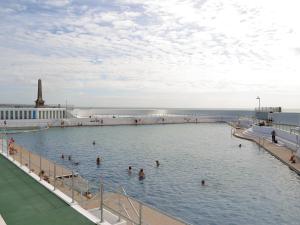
(96, 156, 100, 165)
(61, 154, 64, 159)
(93, 141, 96, 145)
(139, 169, 145, 180)
(238, 144, 242, 148)
(68, 155, 71, 161)
(155, 160, 160, 167)
(201, 180, 206, 186)
(128, 166, 132, 174)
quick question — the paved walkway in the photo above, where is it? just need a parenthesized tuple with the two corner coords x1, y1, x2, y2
(233, 128, 300, 175)
(0, 154, 95, 225)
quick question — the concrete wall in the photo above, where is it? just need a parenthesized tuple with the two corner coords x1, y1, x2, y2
(0, 115, 238, 129)
(0, 119, 59, 128)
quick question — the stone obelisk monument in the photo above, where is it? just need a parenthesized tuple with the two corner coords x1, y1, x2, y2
(35, 79, 45, 108)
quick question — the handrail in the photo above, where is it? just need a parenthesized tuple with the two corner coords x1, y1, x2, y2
(115, 186, 190, 225)
(124, 195, 191, 225)
(103, 204, 138, 225)
(4, 141, 191, 225)
(121, 203, 134, 225)
(121, 187, 139, 218)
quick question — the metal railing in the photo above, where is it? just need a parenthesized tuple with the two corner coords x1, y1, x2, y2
(0, 139, 189, 225)
(255, 107, 282, 113)
(272, 123, 300, 136)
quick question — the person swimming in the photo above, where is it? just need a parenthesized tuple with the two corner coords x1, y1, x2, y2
(128, 166, 132, 175)
(93, 141, 96, 145)
(156, 160, 160, 167)
(96, 156, 100, 165)
(61, 154, 64, 159)
(238, 144, 242, 148)
(201, 180, 206, 186)
(139, 169, 145, 180)
(68, 155, 72, 161)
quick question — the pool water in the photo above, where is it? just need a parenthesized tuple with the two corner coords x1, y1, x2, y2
(10, 123, 300, 225)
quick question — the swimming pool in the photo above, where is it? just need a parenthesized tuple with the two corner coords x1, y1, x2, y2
(10, 123, 300, 225)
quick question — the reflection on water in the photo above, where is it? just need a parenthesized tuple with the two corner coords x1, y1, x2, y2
(10, 123, 300, 225)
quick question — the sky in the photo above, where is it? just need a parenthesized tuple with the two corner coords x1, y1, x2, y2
(0, 0, 300, 109)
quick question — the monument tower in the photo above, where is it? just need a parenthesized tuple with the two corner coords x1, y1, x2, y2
(35, 79, 45, 108)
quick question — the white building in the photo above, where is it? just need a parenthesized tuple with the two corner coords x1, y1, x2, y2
(0, 107, 66, 120)
(0, 79, 68, 124)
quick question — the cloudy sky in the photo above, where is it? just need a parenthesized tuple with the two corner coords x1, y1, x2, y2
(0, 0, 300, 109)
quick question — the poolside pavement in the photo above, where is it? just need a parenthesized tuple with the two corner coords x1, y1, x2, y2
(233, 128, 300, 175)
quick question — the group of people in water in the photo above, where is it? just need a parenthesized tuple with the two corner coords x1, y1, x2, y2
(61, 153, 101, 166)
(128, 160, 160, 180)
(59, 140, 210, 185)
(61, 154, 80, 165)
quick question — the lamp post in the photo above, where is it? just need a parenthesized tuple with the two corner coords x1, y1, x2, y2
(256, 96, 261, 111)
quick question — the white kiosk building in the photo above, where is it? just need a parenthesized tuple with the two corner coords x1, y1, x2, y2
(0, 79, 67, 127)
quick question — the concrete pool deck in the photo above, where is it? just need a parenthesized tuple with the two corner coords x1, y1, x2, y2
(233, 128, 300, 175)
(0, 154, 96, 225)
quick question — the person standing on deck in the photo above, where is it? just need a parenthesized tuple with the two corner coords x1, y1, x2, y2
(271, 130, 276, 143)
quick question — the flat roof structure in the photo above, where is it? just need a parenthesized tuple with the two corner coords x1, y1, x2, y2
(0, 155, 95, 225)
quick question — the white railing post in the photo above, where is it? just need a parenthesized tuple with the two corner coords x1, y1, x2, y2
(71, 170, 74, 203)
(54, 163, 56, 191)
(1, 135, 2, 154)
(100, 180, 104, 223)
(139, 202, 143, 225)
(118, 191, 121, 222)
(39, 154, 42, 181)
(29, 151, 31, 173)
(12, 145, 15, 161)
(20, 149, 22, 167)
(6, 137, 8, 157)
(48, 161, 50, 178)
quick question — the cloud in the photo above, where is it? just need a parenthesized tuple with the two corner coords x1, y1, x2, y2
(0, 0, 300, 107)
(39, 0, 70, 7)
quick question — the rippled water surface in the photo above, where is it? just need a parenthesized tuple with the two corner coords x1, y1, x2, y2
(10, 124, 300, 225)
